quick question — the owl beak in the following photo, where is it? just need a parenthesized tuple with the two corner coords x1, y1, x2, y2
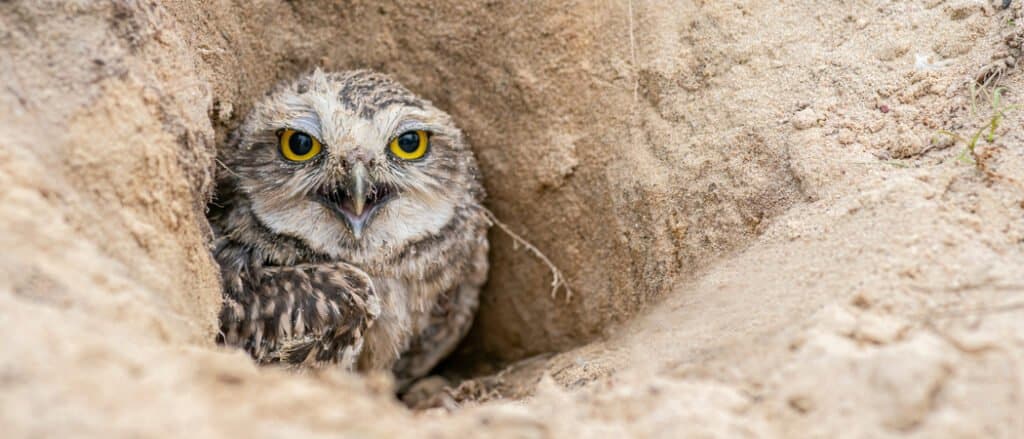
(345, 162, 370, 239)
(349, 163, 368, 218)
(317, 162, 396, 240)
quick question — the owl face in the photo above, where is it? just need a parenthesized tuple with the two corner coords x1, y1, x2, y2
(226, 70, 478, 261)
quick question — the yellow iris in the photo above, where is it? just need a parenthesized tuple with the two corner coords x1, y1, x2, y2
(279, 129, 321, 162)
(389, 130, 429, 160)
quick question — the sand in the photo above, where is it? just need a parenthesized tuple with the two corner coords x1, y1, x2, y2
(2, 0, 1024, 437)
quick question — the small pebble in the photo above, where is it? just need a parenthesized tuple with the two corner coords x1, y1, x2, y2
(792, 108, 820, 130)
(879, 104, 890, 113)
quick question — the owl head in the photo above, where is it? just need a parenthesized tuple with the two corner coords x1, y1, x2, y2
(223, 69, 483, 261)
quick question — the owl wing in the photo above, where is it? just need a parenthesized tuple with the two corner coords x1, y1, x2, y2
(218, 262, 381, 369)
(391, 283, 480, 389)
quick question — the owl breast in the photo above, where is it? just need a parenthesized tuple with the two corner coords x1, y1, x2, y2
(354, 204, 490, 372)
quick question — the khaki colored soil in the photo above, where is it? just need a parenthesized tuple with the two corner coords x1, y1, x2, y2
(3, 0, 1024, 437)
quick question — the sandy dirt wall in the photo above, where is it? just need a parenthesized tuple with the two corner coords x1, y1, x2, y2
(159, 0, 808, 366)
(3, 0, 1024, 437)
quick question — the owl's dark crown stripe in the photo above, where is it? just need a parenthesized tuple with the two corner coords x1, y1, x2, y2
(333, 71, 426, 119)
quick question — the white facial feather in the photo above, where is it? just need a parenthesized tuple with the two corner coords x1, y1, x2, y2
(250, 191, 457, 264)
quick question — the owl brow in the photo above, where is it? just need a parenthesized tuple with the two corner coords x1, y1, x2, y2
(392, 120, 433, 136)
(277, 120, 324, 143)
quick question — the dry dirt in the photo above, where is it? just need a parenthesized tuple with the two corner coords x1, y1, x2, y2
(3, 0, 1024, 437)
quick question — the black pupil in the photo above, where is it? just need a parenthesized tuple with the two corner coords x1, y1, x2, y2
(289, 132, 313, 156)
(397, 132, 421, 153)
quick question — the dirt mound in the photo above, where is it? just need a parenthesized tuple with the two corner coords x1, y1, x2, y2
(2, 0, 1024, 437)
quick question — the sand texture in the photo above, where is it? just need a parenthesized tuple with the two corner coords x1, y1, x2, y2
(2, 0, 1024, 437)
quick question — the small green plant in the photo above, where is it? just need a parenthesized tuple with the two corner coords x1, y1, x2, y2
(936, 85, 1019, 166)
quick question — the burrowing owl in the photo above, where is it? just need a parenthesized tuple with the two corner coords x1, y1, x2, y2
(210, 69, 489, 385)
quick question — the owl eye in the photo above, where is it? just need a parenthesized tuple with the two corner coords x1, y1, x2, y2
(388, 130, 429, 161)
(279, 129, 322, 162)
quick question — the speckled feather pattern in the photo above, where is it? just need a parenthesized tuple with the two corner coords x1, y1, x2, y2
(210, 69, 489, 381)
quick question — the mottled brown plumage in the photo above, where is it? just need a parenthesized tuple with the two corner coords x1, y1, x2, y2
(210, 69, 489, 381)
